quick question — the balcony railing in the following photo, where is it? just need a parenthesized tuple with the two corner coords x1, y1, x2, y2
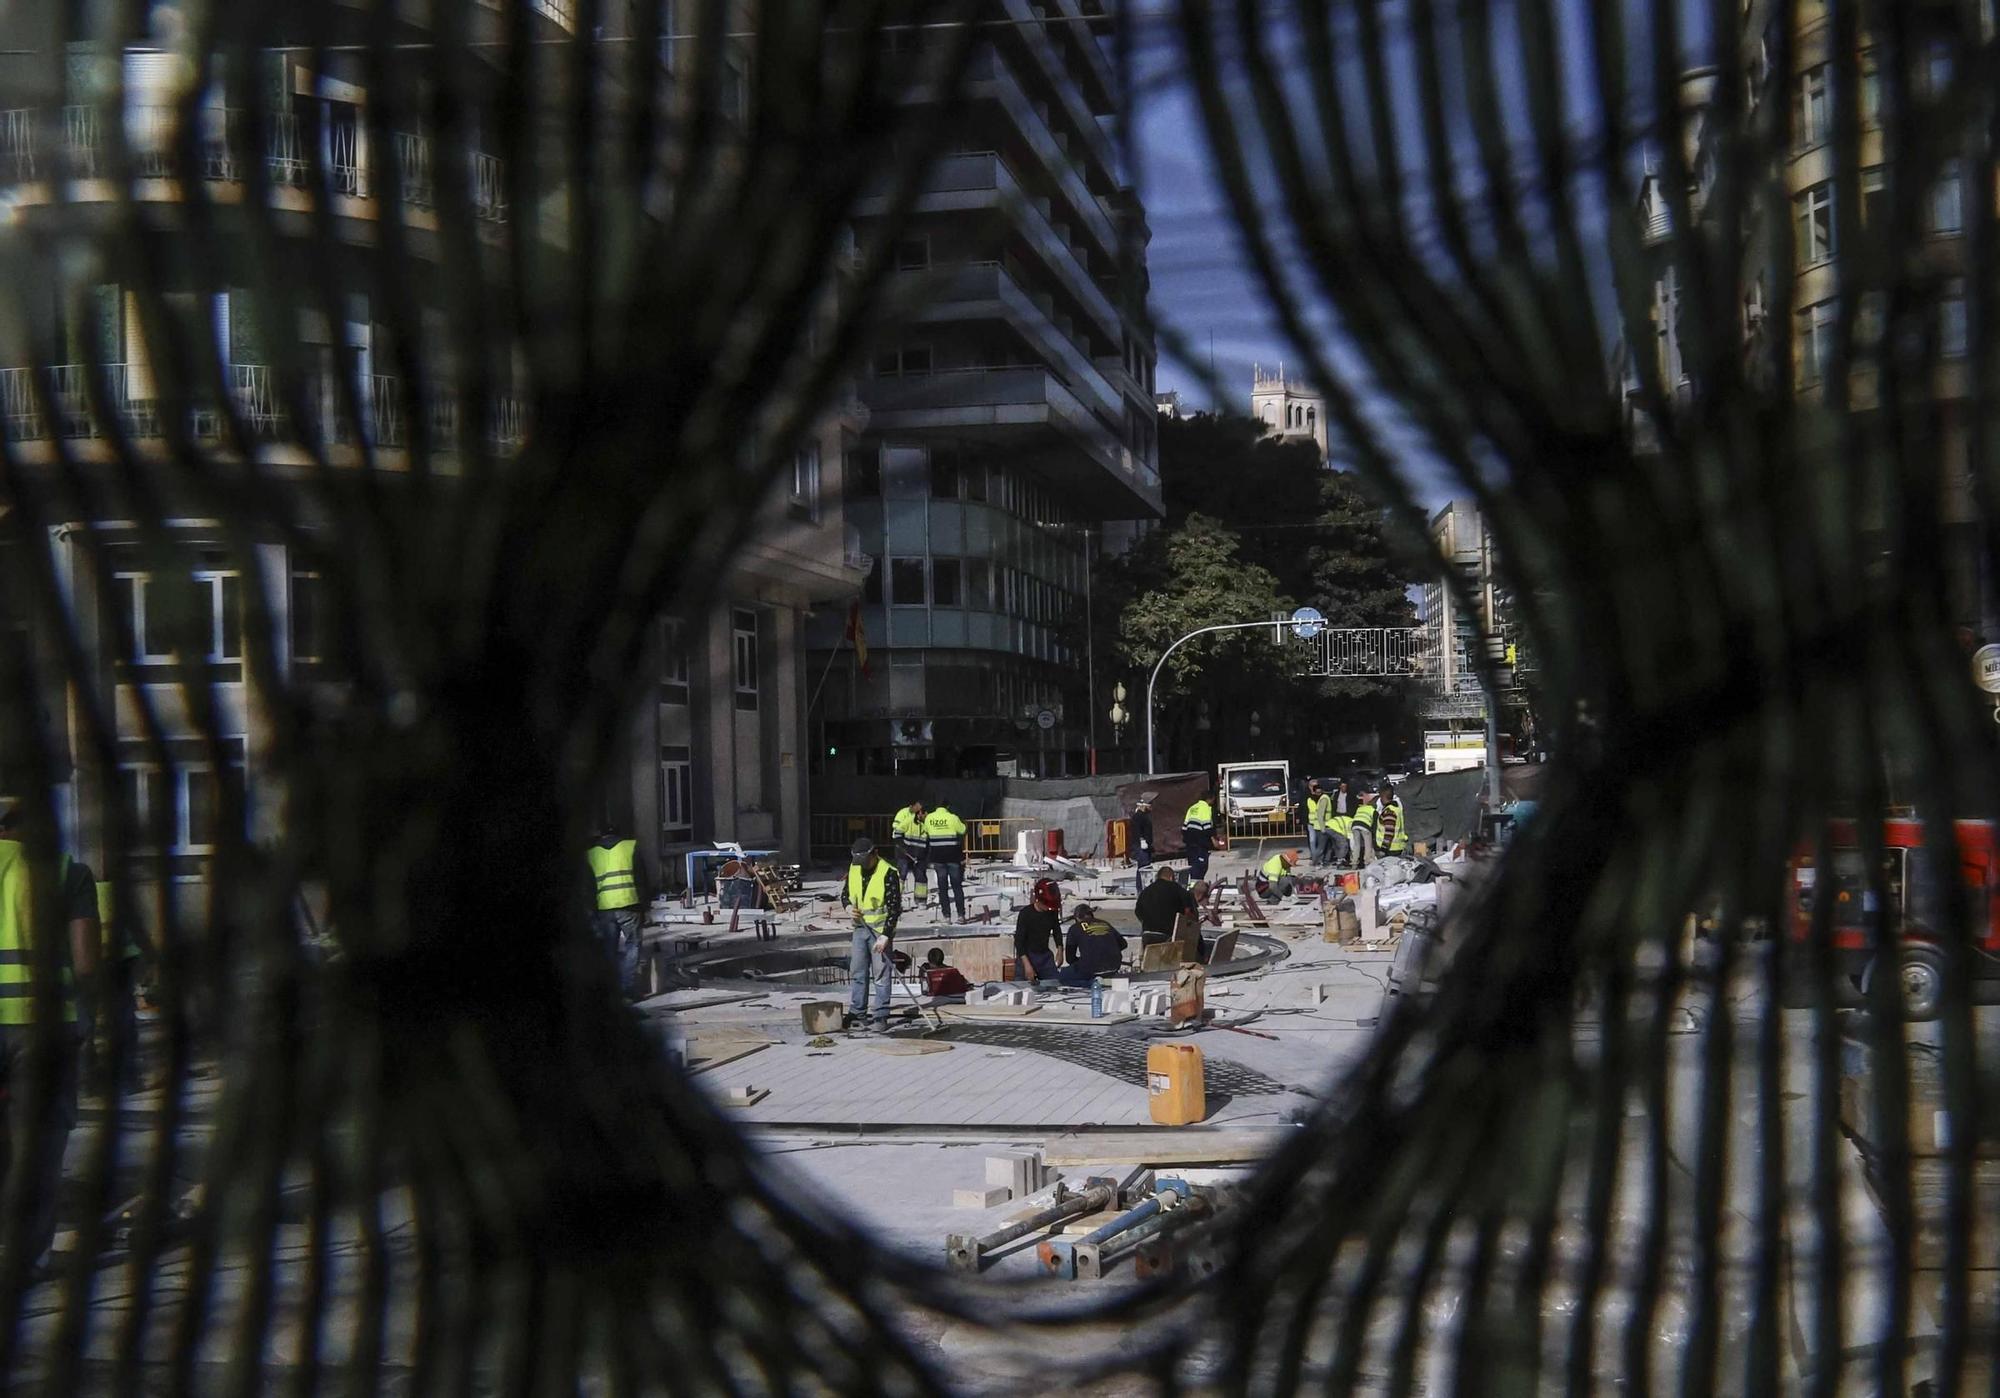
(0, 106, 507, 223)
(0, 362, 526, 454)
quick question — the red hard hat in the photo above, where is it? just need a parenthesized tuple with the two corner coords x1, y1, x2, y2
(1032, 878, 1062, 912)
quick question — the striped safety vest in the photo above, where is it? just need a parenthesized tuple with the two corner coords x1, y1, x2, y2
(0, 840, 74, 1026)
(1380, 799, 1409, 853)
(587, 840, 640, 911)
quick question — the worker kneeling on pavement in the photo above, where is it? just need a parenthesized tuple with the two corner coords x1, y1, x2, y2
(844, 837, 902, 1030)
(1256, 851, 1297, 899)
(1056, 904, 1124, 988)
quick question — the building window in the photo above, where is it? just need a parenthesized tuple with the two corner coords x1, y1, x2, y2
(291, 571, 325, 665)
(119, 758, 246, 855)
(932, 558, 962, 608)
(1794, 182, 1835, 267)
(862, 559, 883, 604)
(872, 344, 931, 377)
(890, 557, 926, 605)
(966, 559, 992, 609)
(660, 617, 689, 705)
(1795, 300, 1836, 386)
(964, 460, 987, 502)
(894, 236, 930, 270)
(112, 569, 239, 664)
(1796, 64, 1829, 148)
(1861, 166, 1886, 229)
(844, 447, 880, 498)
(732, 608, 758, 711)
(931, 450, 961, 499)
(1941, 281, 1968, 359)
(659, 745, 692, 841)
(1861, 51, 1881, 125)
(111, 573, 171, 663)
(1927, 165, 1963, 235)
(791, 441, 821, 517)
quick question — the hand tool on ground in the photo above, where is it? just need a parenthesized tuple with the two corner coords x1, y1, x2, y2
(945, 1180, 1115, 1272)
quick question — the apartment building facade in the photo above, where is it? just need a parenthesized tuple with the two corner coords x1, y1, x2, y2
(1417, 500, 1527, 738)
(1630, 1, 1993, 634)
(0, 3, 867, 912)
(805, 3, 1163, 780)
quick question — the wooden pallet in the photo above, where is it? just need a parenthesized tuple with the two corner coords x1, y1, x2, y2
(752, 862, 797, 914)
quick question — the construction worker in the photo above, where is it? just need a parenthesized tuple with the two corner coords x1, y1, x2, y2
(845, 837, 902, 1029)
(890, 800, 928, 906)
(1012, 877, 1062, 981)
(586, 826, 643, 998)
(0, 800, 92, 1273)
(1257, 851, 1297, 899)
(86, 877, 149, 1091)
(1378, 787, 1410, 858)
(1351, 790, 1379, 867)
(921, 802, 969, 923)
(1057, 904, 1124, 987)
(1327, 807, 1355, 869)
(920, 947, 973, 998)
(1305, 780, 1333, 867)
(1181, 789, 1215, 882)
(1130, 798, 1154, 894)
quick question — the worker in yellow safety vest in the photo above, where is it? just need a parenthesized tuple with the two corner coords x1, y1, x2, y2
(1351, 792, 1379, 866)
(1378, 790, 1410, 856)
(1327, 810, 1356, 869)
(1181, 791, 1215, 882)
(1305, 780, 1334, 868)
(586, 827, 643, 998)
(843, 837, 904, 1030)
(891, 801, 928, 907)
(0, 799, 91, 1271)
(1257, 851, 1297, 899)
(921, 804, 969, 923)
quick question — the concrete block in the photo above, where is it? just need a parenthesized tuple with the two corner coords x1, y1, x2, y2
(985, 1149, 1043, 1199)
(954, 1186, 1010, 1209)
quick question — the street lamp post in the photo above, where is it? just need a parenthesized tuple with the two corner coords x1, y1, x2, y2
(1146, 620, 1298, 774)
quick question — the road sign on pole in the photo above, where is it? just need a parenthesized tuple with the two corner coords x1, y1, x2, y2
(1290, 606, 1325, 640)
(1974, 643, 2000, 694)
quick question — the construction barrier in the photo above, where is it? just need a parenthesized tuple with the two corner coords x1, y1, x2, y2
(1104, 817, 1131, 861)
(808, 812, 894, 865)
(1223, 808, 1305, 843)
(809, 813, 1040, 864)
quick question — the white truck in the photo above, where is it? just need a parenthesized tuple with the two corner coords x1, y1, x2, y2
(1217, 761, 1292, 822)
(1423, 729, 1486, 775)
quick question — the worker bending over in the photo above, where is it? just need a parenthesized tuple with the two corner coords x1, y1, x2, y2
(844, 837, 902, 1031)
(1350, 790, 1379, 867)
(920, 947, 972, 997)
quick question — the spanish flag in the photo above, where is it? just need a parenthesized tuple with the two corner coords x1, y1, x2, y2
(845, 600, 870, 677)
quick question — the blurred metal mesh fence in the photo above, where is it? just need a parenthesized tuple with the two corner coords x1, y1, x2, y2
(0, 0, 1991, 1392)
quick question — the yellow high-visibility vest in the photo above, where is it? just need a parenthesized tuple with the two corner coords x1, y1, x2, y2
(587, 840, 640, 911)
(0, 839, 74, 1026)
(1261, 853, 1291, 881)
(847, 860, 892, 936)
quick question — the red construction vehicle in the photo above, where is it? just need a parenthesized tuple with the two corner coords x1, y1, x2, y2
(1785, 818, 2000, 1020)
